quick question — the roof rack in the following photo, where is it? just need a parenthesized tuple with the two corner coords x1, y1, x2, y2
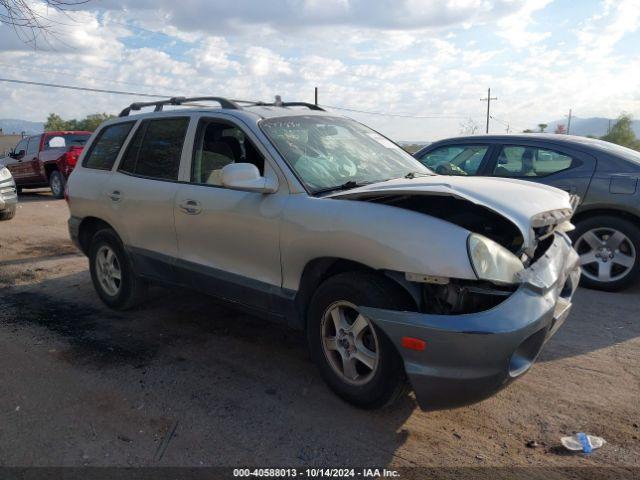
(118, 96, 325, 117)
(118, 96, 241, 117)
(240, 100, 325, 111)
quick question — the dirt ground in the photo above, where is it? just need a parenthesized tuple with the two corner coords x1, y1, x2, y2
(0, 191, 638, 474)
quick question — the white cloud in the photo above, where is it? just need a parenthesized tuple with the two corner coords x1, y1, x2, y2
(496, 0, 552, 48)
(1, 0, 640, 141)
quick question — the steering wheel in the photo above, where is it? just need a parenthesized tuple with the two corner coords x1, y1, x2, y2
(336, 157, 357, 177)
(436, 162, 468, 176)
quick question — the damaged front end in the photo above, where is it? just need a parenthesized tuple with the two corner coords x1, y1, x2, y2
(363, 232, 581, 411)
(327, 178, 581, 410)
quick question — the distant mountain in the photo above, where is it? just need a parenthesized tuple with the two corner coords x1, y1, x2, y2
(541, 117, 640, 137)
(0, 118, 44, 135)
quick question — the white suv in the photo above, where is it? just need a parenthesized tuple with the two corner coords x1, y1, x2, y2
(68, 97, 580, 411)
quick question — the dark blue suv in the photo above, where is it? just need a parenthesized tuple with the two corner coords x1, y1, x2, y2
(415, 134, 640, 291)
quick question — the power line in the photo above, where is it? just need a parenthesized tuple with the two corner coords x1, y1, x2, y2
(0, 77, 479, 120)
(0, 77, 171, 98)
(320, 104, 470, 119)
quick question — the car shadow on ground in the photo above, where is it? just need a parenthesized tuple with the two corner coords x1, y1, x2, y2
(538, 281, 639, 363)
(0, 271, 417, 465)
(16, 189, 57, 203)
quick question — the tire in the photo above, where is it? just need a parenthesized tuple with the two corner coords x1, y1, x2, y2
(307, 272, 412, 409)
(49, 171, 65, 199)
(572, 215, 640, 291)
(0, 205, 16, 221)
(88, 229, 148, 309)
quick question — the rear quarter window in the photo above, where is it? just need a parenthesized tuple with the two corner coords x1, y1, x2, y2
(83, 122, 135, 170)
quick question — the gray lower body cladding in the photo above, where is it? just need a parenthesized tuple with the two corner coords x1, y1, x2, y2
(362, 232, 580, 411)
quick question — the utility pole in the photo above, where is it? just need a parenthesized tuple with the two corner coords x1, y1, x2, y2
(566, 108, 572, 135)
(480, 88, 497, 134)
(314, 86, 318, 106)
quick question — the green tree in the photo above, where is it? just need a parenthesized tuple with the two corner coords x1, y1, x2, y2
(44, 113, 70, 131)
(537, 123, 548, 133)
(601, 114, 640, 150)
(44, 112, 115, 132)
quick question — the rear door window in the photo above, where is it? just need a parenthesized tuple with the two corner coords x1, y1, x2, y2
(83, 122, 135, 171)
(493, 146, 574, 177)
(119, 117, 189, 181)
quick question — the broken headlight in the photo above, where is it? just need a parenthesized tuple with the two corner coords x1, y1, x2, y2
(467, 233, 524, 285)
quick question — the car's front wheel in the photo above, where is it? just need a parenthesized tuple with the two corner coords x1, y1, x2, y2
(307, 272, 411, 409)
(573, 216, 640, 291)
(89, 229, 147, 309)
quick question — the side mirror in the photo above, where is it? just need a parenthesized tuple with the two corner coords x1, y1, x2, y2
(16, 149, 26, 159)
(498, 157, 508, 165)
(221, 163, 278, 193)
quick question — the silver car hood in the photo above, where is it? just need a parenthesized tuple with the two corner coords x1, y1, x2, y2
(327, 175, 576, 252)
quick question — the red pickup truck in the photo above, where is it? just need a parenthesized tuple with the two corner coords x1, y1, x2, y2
(3, 131, 92, 198)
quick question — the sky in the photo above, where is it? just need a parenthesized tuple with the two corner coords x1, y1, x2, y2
(0, 0, 639, 141)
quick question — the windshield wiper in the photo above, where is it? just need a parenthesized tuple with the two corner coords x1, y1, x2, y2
(313, 180, 369, 195)
(404, 171, 433, 179)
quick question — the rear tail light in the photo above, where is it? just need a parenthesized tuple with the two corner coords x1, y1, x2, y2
(64, 146, 83, 168)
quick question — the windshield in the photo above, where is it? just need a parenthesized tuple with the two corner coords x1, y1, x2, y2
(260, 115, 432, 193)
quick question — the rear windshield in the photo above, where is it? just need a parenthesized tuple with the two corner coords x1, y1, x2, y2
(44, 134, 91, 150)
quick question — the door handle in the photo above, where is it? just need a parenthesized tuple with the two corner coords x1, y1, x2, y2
(179, 199, 202, 215)
(108, 190, 122, 202)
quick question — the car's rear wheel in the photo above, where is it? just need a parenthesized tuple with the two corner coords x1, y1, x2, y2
(573, 216, 640, 291)
(307, 272, 411, 409)
(0, 205, 16, 221)
(89, 229, 147, 309)
(49, 171, 65, 199)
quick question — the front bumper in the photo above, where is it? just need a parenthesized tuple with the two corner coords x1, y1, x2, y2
(0, 176, 18, 211)
(362, 232, 580, 411)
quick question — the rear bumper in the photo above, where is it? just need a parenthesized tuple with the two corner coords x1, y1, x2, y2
(361, 232, 580, 411)
(0, 177, 18, 211)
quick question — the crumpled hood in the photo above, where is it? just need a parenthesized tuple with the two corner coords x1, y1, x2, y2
(327, 175, 575, 251)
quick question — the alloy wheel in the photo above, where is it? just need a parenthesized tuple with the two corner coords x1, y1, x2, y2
(576, 227, 636, 283)
(95, 245, 122, 296)
(51, 174, 63, 197)
(320, 301, 379, 386)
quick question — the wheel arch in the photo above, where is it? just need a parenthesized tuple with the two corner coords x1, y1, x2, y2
(572, 207, 640, 230)
(294, 257, 418, 329)
(43, 162, 59, 180)
(78, 216, 119, 254)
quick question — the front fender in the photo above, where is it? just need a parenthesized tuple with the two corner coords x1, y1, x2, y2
(280, 195, 476, 292)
